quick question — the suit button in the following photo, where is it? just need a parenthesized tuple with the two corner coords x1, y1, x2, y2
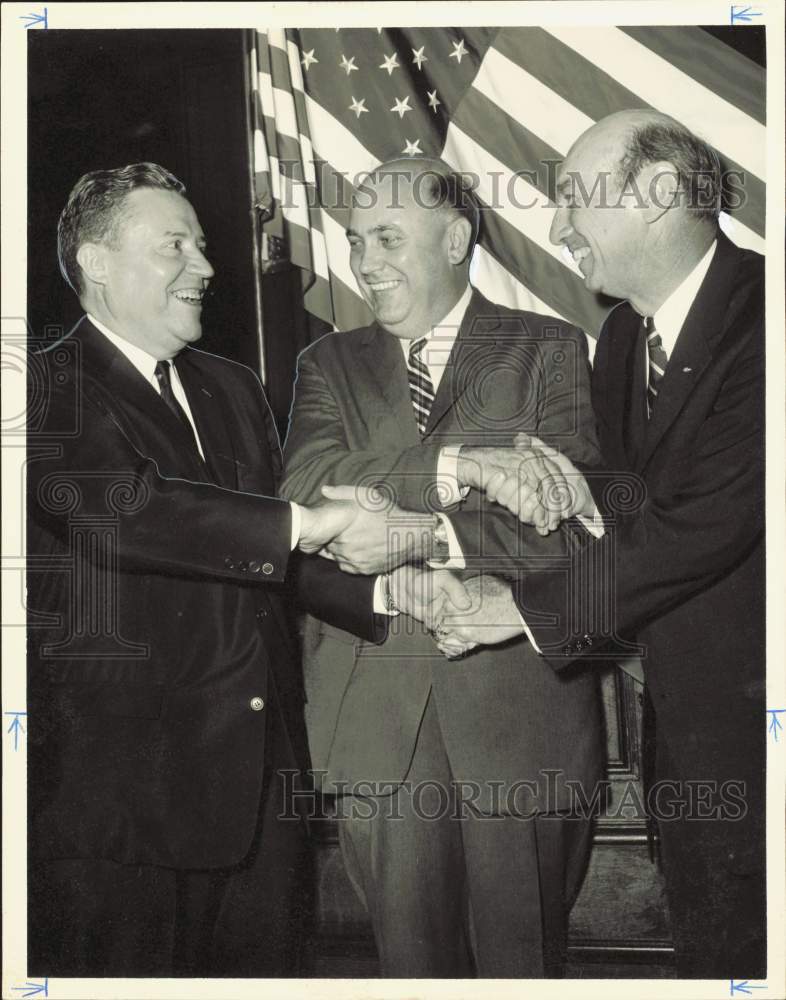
(256, 609, 268, 620)
(262, 562, 274, 575)
(224, 557, 235, 570)
(249, 696, 265, 712)
(249, 560, 261, 573)
(238, 561, 248, 572)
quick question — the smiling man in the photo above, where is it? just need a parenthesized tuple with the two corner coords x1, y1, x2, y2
(280, 157, 603, 978)
(434, 110, 767, 978)
(26, 163, 391, 977)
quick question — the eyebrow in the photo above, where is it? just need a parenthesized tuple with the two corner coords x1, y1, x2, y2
(344, 223, 402, 237)
(161, 229, 207, 241)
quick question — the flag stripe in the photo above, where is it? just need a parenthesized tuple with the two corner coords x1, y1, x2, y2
(477, 201, 609, 338)
(619, 26, 765, 126)
(473, 43, 594, 157)
(443, 122, 565, 267)
(493, 28, 764, 236)
(544, 27, 766, 180)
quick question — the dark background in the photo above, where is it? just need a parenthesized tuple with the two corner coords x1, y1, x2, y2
(27, 27, 766, 431)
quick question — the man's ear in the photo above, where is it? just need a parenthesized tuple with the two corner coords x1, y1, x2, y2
(641, 161, 680, 224)
(75, 242, 109, 287)
(446, 216, 472, 264)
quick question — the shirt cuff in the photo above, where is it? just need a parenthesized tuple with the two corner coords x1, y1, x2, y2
(427, 514, 466, 570)
(436, 445, 471, 507)
(517, 607, 543, 655)
(373, 575, 400, 617)
(576, 505, 605, 539)
(289, 502, 302, 550)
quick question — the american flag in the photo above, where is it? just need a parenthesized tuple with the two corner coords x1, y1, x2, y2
(249, 26, 765, 343)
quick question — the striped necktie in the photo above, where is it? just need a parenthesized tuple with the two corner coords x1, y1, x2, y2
(407, 337, 435, 436)
(645, 318, 668, 418)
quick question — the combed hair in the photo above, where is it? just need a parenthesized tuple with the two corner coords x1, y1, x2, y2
(360, 156, 481, 261)
(57, 162, 186, 295)
(617, 119, 722, 221)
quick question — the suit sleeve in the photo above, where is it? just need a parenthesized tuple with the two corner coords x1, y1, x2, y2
(280, 345, 446, 510)
(28, 378, 294, 583)
(222, 362, 388, 642)
(291, 552, 388, 643)
(446, 327, 602, 573)
(518, 296, 764, 665)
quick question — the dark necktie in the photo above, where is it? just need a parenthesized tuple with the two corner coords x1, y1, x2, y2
(645, 318, 668, 418)
(154, 360, 203, 457)
(407, 337, 435, 436)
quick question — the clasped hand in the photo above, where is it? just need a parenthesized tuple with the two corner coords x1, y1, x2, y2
(458, 434, 593, 533)
(430, 575, 526, 659)
(297, 484, 434, 574)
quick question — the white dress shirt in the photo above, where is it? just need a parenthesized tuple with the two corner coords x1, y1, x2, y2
(646, 239, 716, 382)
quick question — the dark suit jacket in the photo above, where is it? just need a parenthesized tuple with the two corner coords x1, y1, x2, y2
(506, 234, 765, 862)
(281, 290, 605, 814)
(26, 317, 380, 870)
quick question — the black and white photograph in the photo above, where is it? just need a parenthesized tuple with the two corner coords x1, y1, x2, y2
(2, 2, 784, 998)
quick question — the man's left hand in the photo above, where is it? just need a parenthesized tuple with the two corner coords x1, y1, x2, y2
(433, 574, 525, 658)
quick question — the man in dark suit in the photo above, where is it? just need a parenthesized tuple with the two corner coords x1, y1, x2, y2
(26, 162, 387, 977)
(280, 158, 604, 977)
(434, 111, 767, 978)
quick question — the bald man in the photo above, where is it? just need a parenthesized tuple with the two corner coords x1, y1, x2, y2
(436, 111, 767, 978)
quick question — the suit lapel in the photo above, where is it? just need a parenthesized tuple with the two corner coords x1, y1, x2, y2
(174, 351, 241, 489)
(72, 319, 211, 483)
(639, 238, 736, 468)
(424, 290, 501, 438)
(358, 323, 422, 446)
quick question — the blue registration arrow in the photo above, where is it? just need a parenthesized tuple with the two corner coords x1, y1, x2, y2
(730, 980, 767, 996)
(12, 980, 48, 998)
(768, 709, 784, 743)
(19, 8, 48, 29)
(730, 5, 763, 23)
(5, 711, 27, 751)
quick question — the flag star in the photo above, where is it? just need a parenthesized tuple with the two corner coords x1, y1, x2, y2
(449, 38, 469, 64)
(339, 53, 359, 75)
(412, 46, 427, 70)
(427, 89, 441, 112)
(402, 138, 422, 156)
(390, 95, 412, 118)
(349, 96, 369, 118)
(301, 48, 318, 71)
(379, 52, 400, 75)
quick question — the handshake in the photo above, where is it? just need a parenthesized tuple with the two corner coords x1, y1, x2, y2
(386, 567, 526, 659)
(296, 432, 595, 575)
(292, 432, 590, 659)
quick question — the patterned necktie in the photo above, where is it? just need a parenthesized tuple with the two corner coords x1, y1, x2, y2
(407, 337, 436, 436)
(154, 360, 203, 457)
(645, 318, 668, 418)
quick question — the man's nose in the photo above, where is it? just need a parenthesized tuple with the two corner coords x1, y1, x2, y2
(549, 205, 572, 246)
(357, 244, 383, 275)
(187, 247, 215, 279)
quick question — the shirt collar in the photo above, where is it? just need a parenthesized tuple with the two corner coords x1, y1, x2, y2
(397, 284, 473, 359)
(651, 240, 717, 359)
(86, 313, 163, 386)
